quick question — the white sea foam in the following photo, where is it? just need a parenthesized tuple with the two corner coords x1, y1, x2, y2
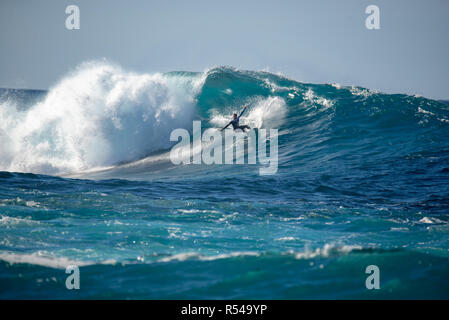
(303, 88, 334, 110)
(0, 250, 119, 269)
(261, 78, 292, 93)
(0, 215, 40, 226)
(349, 86, 377, 97)
(331, 83, 342, 89)
(157, 251, 260, 263)
(294, 243, 363, 259)
(417, 107, 449, 123)
(275, 236, 296, 241)
(0, 251, 91, 269)
(418, 217, 445, 224)
(0, 245, 368, 269)
(0, 61, 205, 175)
(157, 245, 363, 263)
(417, 107, 435, 116)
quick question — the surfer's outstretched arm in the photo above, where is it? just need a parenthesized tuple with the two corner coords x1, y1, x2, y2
(239, 105, 248, 117)
(220, 122, 232, 131)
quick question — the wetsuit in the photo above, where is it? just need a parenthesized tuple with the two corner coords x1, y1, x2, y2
(222, 107, 251, 132)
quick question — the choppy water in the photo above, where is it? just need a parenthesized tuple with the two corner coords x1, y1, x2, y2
(0, 63, 448, 299)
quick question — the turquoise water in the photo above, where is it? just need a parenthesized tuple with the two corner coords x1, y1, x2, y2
(0, 65, 448, 299)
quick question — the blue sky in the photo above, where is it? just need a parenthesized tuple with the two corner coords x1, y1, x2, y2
(0, 0, 448, 99)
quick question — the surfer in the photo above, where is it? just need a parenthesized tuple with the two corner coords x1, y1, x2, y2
(220, 105, 251, 132)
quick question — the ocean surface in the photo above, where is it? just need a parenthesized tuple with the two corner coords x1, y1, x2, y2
(0, 63, 448, 299)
